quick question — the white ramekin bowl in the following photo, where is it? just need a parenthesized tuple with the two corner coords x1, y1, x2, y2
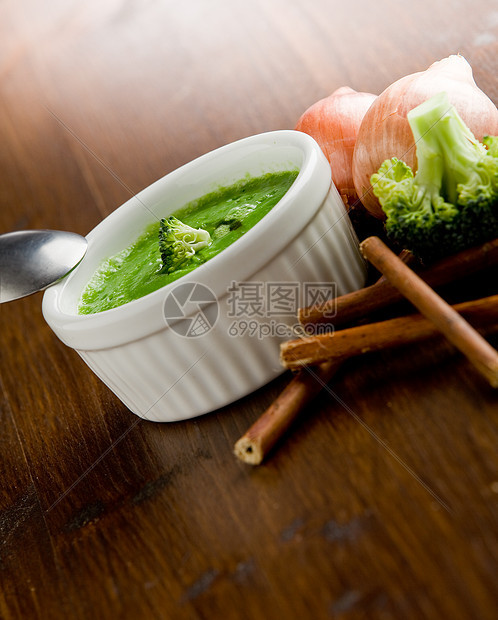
(42, 130, 367, 422)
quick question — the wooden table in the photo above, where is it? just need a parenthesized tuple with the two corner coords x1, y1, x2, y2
(1, 1, 497, 618)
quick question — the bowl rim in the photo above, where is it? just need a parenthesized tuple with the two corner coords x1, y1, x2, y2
(42, 129, 332, 350)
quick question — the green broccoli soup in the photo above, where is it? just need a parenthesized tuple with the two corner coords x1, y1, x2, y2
(78, 170, 298, 314)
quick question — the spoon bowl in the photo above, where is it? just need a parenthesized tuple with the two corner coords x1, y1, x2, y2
(0, 230, 87, 303)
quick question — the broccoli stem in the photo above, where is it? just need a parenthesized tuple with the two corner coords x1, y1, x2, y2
(407, 92, 487, 205)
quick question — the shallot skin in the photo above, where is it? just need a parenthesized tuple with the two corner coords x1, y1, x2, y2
(295, 86, 376, 206)
(352, 55, 498, 218)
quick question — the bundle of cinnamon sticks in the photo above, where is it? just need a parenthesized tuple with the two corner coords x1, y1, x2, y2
(234, 237, 498, 465)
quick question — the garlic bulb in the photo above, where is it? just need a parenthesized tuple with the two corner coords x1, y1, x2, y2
(295, 86, 376, 206)
(352, 55, 498, 218)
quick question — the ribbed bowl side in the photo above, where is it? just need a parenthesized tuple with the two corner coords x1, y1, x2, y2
(76, 185, 366, 422)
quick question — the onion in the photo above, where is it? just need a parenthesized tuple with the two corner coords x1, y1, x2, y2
(352, 55, 498, 218)
(295, 86, 376, 206)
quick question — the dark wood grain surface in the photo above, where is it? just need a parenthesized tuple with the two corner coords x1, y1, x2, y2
(1, 1, 497, 618)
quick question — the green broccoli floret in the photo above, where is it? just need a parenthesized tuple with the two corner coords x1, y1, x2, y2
(371, 91, 498, 262)
(158, 216, 211, 274)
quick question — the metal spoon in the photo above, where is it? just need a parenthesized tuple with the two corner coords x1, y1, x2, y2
(0, 230, 87, 303)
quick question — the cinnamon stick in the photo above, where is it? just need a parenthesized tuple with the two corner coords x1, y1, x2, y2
(299, 237, 498, 328)
(236, 239, 498, 465)
(238, 295, 498, 465)
(234, 361, 340, 465)
(281, 294, 498, 370)
(360, 237, 498, 387)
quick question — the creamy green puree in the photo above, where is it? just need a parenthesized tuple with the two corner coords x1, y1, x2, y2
(78, 170, 298, 314)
